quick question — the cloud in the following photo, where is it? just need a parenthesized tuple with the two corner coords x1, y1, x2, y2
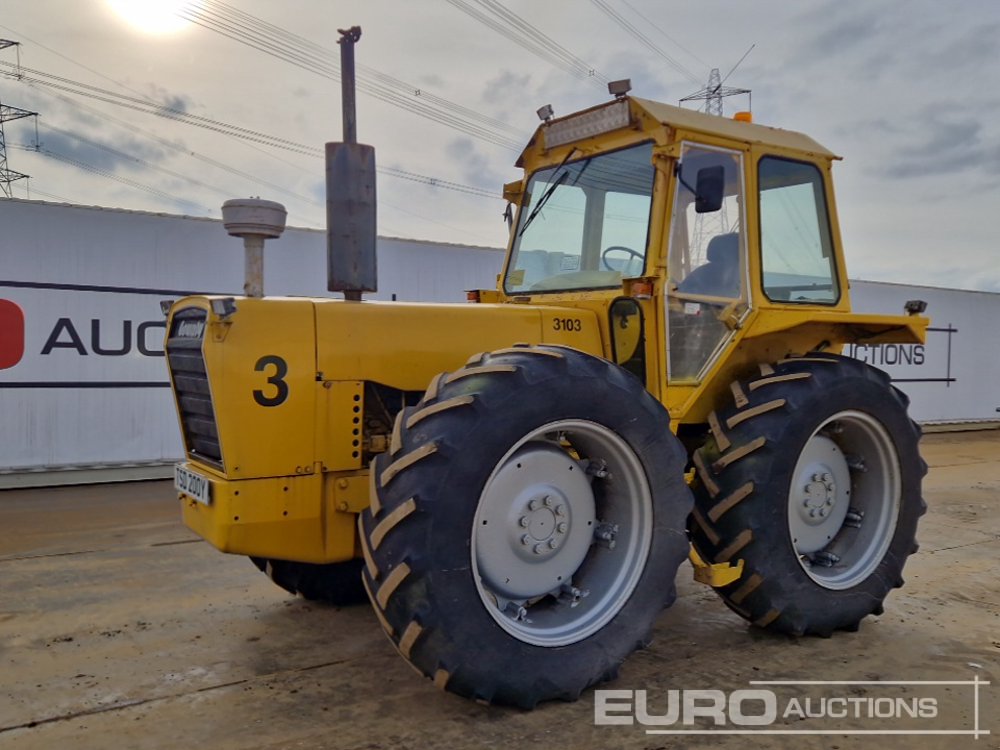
(305, 177, 324, 204)
(480, 69, 532, 107)
(143, 82, 192, 114)
(791, 3, 883, 62)
(831, 116, 902, 140)
(882, 112, 1000, 180)
(39, 122, 168, 174)
(920, 21, 1000, 75)
(416, 73, 445, 89)
(444, 137, 504, 192)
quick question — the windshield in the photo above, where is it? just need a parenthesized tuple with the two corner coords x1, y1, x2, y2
(504, 142, 655, 293)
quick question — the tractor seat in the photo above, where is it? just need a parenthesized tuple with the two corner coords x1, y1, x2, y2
(677, 233, 740, 298)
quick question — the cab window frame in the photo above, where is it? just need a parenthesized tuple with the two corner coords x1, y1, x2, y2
(502, 140, 657, 295)
(757, 155, 841, 306)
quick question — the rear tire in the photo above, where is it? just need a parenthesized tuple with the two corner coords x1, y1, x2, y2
(250, 557, 366, 606)
(358, 345, 692, 707)
(688, 354, 926, 636)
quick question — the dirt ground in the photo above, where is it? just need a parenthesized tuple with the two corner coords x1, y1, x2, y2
(0, 431, 996, 750)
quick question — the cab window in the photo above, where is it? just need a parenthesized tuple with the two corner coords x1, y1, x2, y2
(758, 157, 839, 303)
(504, 142, 655, 293)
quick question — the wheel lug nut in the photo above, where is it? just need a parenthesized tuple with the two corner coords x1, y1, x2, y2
(519, 516, 530, 527)
(533, 543, 544, 555)
(529, 498, 540, 511)
(809, 509, 817, 518)
(557, 522, 568, 533)
(547, 539, 557, 549)
(543, 495, 553, 507)
(825, 497, 833, 506)
(520, 534, 530, 545)
(822, 473, 832, 483)
(555, 504, 566, 517)
(812, 473, 822, 482)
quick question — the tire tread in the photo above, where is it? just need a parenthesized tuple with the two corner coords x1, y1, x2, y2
(688, 354, 925, 637)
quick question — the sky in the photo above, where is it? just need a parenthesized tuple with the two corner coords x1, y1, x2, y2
(1, 0, 999, 291)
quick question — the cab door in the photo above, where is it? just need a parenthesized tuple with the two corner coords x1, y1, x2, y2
(665, 142, 751, 382)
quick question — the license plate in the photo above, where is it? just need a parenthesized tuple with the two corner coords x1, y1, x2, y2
(175, 464, 212, 505)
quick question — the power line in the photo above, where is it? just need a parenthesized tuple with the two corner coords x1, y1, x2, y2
(1, 61, 317, 152)
(618, 0, 708, 72)
(1, 28, 506, 237)
(445, 0, 608, 87)
(0, 22, 166, 105)
(588, 0, 703, 85)
(721, 44, 755, 85)
(0, 21, 341, 204)
(17, 140, 492, 241)
(1, 60, 501, 201)
(41, 147, 206, 208)
(29, 82, 324, 209)
(1, 19, 515, 205)
(24, 186, 74, 203)
(379, 165, 494, 198)
(174, 0, 524, 150)
(39, 122, 244, 202)
(200, 0, 522, 137)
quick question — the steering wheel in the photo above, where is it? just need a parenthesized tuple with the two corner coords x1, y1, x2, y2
(601, 245, 644, 274)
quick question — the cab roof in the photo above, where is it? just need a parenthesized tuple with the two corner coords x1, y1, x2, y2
(632, 97, 839, 160)
(521, 96, 839, 165)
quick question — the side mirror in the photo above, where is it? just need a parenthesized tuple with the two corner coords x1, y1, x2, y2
(694, 165, 724, 213)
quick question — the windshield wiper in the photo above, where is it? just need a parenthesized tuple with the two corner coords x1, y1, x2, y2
(518, 170, 568, 237)
(517, 148, 580, 237)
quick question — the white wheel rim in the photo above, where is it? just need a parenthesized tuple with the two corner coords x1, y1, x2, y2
(788, 410, 901, 590)
(471, 419, 653, 646)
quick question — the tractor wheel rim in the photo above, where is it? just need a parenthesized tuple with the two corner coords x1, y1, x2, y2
(788, 410, 901, 590)
(472, 419, 653, 647)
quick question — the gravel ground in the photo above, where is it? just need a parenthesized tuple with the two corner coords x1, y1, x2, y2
(0, 430, 997, 749)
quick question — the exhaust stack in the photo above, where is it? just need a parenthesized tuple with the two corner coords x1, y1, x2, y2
(326, 26, 377, 301)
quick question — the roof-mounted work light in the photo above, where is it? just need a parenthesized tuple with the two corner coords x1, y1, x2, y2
(608, 79, 632, 98)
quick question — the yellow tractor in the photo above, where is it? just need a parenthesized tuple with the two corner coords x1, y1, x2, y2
(165, 31, 927, 708)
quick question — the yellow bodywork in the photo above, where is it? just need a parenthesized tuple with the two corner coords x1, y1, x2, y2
(173, 297, 607, 561)
(168, 95, 928, 566)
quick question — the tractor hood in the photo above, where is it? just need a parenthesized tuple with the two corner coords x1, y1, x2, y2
(165, 295, 605, 483)
(313, 298, 604, 390)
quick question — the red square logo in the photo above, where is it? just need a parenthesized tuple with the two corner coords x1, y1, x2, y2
(0, 299, 25, 370)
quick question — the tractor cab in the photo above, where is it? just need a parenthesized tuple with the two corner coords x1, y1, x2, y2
(497, 94, 900, 424)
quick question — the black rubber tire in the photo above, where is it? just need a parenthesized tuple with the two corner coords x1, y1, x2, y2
(357, 344, 692, 708)
(249, 557, 367, 606)
(688, 354, 927, 636)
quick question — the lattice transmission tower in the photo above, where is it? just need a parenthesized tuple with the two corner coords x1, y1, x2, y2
(0, 40, 37, 198)
(680, 67, 751, 116)
(679, 66, 753, 255)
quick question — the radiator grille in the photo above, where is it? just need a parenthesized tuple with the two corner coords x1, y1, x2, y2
(166, 307, 222, 468)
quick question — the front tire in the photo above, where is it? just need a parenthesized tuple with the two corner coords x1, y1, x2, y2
(358, 345, 692, 707)
(688, 354, 926, 636)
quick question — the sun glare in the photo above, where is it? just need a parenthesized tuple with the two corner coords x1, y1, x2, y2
(107, 0, 199, 35)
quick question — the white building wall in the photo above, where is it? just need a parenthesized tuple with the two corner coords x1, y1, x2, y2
(0, 199, 996, 486)
(0, 200, 503, 486)
(848, 280, 997, 425)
